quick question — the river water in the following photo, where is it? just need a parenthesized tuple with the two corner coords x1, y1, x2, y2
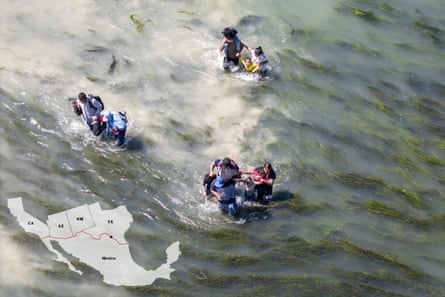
(1, 0, 445, 296)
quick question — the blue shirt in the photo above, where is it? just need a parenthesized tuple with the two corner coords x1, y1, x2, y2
(210, 179, 236, 202)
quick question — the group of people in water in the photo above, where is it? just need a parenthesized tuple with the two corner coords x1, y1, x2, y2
(71, 26, 274, 218)
(203, 157, 276, 217)
(219, 26, 269, 77)
(71, 92, 128, 147)
(211, 26, 273, 217)
(71, 26, 267, 146)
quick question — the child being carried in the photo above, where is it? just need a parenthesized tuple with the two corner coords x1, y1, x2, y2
(240, 46, 268, 76)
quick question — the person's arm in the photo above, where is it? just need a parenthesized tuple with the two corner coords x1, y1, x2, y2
(262, 177, 275, 186)
(210, 190, 221, 201)
(92, 115, 107, 122)
(219, 38, 228, 51)
(238, 41, 248, 56)
(202, 184, 208, 197)
(233, 176, 249, 183)
(209, 160, 217, 176)
(72, 99, 82, 115)
(240, 56, 246, 68)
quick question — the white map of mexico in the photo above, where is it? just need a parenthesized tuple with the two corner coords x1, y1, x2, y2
(7, 197, 181, 286)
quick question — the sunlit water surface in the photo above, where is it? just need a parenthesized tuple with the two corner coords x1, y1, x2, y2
(1, 1, 445, 296)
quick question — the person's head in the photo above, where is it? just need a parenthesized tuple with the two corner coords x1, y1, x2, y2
(222, 157, 232, 168)
(244, 57, 252, 65)
(254, 46, 264, 56)
(222, 26, 237, 41)
(78, 92, 87, 103)
(263, 161, 273, 175)
(256, 167, 266, 178)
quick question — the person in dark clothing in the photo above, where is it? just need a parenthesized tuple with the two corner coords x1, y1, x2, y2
(202, 173, 216, 197)
(241, 161, 276, 204)
(71, 92, 105, 136)
(219, 26, 248, 70)
(210, 176, 238, 217)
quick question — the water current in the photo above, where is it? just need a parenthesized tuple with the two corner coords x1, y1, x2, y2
(1, 0, 445, 296)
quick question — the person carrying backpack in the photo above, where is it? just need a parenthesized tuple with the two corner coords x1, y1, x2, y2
(72, 92, 105, 136)
(219, 26, 249, 71)
(92, 111, 128, 146)
(209, 157, 238, 176)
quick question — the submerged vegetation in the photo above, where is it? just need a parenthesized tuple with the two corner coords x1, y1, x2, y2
(130, 14, 153, 33)
(335, 3, 381, 22)
(351, 8, 379, 22)
(413, 19, 444, 45)
(182, 234, 441, 296)
(2, 1, 445, 296)
(336, 172, 422, 206)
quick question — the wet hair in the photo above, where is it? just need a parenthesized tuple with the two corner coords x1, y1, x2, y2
(256, 167, 267, 178)
(254, 46, 264, 55)
(78, 92, 87, 101)
(222, 26, 237, 39)
(263, 161, 273, 171)
(222, 157, 232, 167)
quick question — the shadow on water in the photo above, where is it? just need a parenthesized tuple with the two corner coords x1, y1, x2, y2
(270, 189, 294, 202)
(237, 203, 270, 223)
(237, 190, 294, 223)
(125, 136, 145, 152)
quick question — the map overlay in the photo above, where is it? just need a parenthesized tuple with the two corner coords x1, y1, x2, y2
(7, 197, 181, 286)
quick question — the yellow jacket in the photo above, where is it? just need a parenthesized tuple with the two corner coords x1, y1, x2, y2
(240, 56, 259, 72)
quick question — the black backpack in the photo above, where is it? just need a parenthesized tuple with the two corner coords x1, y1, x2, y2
(220, 165, 240, 183)
(88, 95, 104, 111)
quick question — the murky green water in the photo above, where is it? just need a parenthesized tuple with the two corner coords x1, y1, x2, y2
(1, 0, 444, 296)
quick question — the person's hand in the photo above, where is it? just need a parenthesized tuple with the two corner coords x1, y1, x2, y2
(91, 116, 97, 121)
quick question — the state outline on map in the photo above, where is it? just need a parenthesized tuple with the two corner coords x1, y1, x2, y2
(7, 197, 181, 286)
(44, 201, 129, 245)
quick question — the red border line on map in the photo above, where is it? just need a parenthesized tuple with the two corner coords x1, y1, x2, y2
(41, 230, 128, 245)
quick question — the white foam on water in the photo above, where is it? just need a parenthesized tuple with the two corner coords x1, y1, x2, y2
(0, 223, 41, 286)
